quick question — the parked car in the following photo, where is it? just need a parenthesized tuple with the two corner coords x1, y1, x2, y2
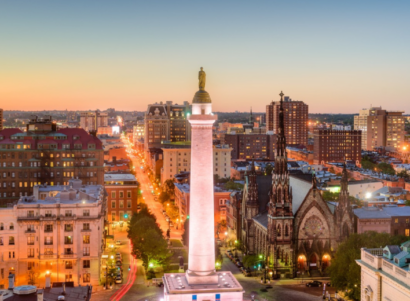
(116, 260, 122, 266)
(326, 282, 332, 287)
(115, 276, 123, 284)
(236, 261, 243, 268)
(115, 240, 121, 245)
(306, 281, 322, 287)
(243, 268, 252, 277)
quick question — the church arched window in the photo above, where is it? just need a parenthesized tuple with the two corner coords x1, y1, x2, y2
(277, 225, 282, 237)
(285, 224, 289, 237)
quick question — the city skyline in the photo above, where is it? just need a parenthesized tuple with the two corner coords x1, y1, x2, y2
(1, 1, 409, 113)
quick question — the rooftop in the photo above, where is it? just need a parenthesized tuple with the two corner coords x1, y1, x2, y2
(104, 173, 137, 182)
(354, 206, 410, 219)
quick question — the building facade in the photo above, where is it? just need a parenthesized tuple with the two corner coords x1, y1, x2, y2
(174, 183, 231, 236)
(0, 178, 106, 288)
(357, 241, 410, 301)
(144, 101, 191, 156)
(242, 92, 354, 278)
(313, 129, 362, 165)
(161, 145, 231, 183)
(104, 173, 139, 223)
(266, 95, 308, 147)
(80, 111, 108, 133)
(0, 117, 104, 204)
(354, 106, 405, 151)
(0, 109, 3, 131)
(224, 133, 276, 160)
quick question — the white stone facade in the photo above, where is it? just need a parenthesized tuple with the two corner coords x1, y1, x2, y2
(357, 247, 410, 301)
(0, 179, 106, 288)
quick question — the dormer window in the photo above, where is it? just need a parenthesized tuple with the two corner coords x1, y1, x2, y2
(62, 144, 70, 149)
(74, 143, 82, 149)
(88, 144, 95, 149)
(73, 135, 80, 140)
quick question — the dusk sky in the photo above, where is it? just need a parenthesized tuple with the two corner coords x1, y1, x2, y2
(0, 0, 409, 113)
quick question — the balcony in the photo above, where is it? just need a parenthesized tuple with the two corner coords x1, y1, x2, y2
(27, 242, 34, 246)
(27, 254, 35, 258)
(64, 228, 74, 232)
(44, 242, 53, 245)
(61, 253, 76, 259)
(44, 229, 53, 233)
(25, 229, 36, 234)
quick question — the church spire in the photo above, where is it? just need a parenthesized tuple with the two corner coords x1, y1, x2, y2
(340, 163, 348, 194)
(249, 107, 253, 124)
(275, 91, 288, 175)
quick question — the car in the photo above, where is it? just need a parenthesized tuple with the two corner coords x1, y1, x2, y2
(115, 276, 123, 284)
(236, 261, 243, 268)
(306, 280, 323, 287)
(243, 268, 252, 277)
(116, 240, 121, 245)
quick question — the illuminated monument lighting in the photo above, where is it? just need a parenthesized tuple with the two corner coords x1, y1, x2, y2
(162, 68, 244, 300)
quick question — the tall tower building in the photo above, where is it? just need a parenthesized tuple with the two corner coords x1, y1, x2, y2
(354, 106, 405, 151)
(266, 95, 308, 147)
(163, 68, 243, 300)
(268, 91, 294, 275)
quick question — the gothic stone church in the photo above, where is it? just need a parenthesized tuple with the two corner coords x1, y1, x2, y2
(241, 93, 354, 278)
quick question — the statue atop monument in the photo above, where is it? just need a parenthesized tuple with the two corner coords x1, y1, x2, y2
(198, 67, 206, 90)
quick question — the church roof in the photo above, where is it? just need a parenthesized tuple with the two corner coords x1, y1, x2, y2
(253, 212, 268, 229)
(256, 175, 272, 213)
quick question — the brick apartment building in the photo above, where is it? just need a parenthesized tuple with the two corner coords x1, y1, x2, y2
(266, 94, 308, 147)
(224, 133, 276, 160)
(104, 173, 139, 223)
(0, 116, 104, 204)
(313, 129, 362, 164)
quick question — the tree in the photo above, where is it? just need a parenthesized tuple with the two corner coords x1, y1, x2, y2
(397, 170, 410, 179)
(322, 191, 339, 201)
(242, 255, 260, 269)
(166, 203, 180, 221)
(329, 232, 407, 301)
(224, 180, 244, 191)
(377, 162, 395, 176)
(265, 164, 273, 176)
(164, 179, 175, 196)
(361, 156, 376, 170)
(159, 191, 171, 204)
(27, 270, 38, 285)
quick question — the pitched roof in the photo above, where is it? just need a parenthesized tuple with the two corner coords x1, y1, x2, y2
(253, 212, 268, 229)
(256, 175, 272, 213)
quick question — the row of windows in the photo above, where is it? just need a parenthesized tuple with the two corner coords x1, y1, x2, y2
(111, 200, 132, 209)
(111, 191, 132, 199)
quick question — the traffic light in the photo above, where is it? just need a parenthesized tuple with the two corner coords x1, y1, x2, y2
(187, 215, 190, 219)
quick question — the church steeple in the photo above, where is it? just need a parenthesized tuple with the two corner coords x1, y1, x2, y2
(247, 158, 258, 205)
(249, 107, 254, 124)
(334, 162, 354, 241)
(274, 91, 288, 175)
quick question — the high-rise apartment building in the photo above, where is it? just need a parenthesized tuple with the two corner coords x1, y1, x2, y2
(144, 101, 191, 154)
(354, 106, 405, 151)
(313, 129, 362, 164)
(266, 95, 308, 147)
(80, 111, 108, 133)
(0, 116, 104, 204)
(354, 106, 381, 150)
(224, 133, 276, 160)
(0, 108, 3, 131)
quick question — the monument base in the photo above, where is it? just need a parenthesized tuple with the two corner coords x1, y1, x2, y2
(163, 271, 243, 301)
(186, 269, 219, 284)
